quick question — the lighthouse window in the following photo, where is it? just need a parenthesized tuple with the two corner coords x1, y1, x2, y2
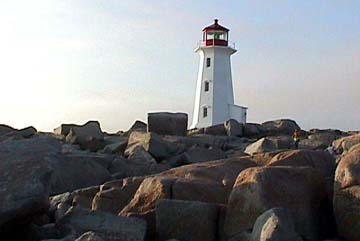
(204, 81, 209, 92)
(203, 107, 208, 118)
(206, 58, 211, 67)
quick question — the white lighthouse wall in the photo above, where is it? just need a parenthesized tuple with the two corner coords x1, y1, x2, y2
(191, 50, 204, 128)
(212, 47, 236, 125)
(191, 48, 215, 128)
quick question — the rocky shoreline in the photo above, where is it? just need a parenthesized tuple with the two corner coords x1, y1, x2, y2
(0, 113, 359, 241)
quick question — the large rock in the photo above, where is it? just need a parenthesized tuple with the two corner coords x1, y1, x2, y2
(50, 186, 100, 223)
(176, 134, 230, 150)
(332, 133, 360, 154)
(224, 166, 328, 240)
(261, 119, 300, 136)
(103, 136, 128, 154)
(148, 112, 188, 136)
(244, 136, 293, 155)
(300, 130, 344, 150)
(108, 157, 169, 180)
(251, 151, 283, 166)
(251, 208, 303, 241)
(224, 119, 244, 137)
(204, 124, 227, 136)
(49, 153, 111, 195)
(0, 124, 37, 140)
(181, 146, 226, 164)
(333, 144, 360, 241)
(123, 120, 147, 136)
(62, 121, 104, 151)
(268, 149, 336, 187)
(125, 131, 184, 161)
(243, 123, 267, 138)
(92, 177, 145, 214)
(18, 126, 37, 138)
(127, 146, 157, 165)
(56, 207, 147, 241)
(120, 157, 256, 239)
(156, 199, 219, 241)
(0, 124, 16, 136)
(0, 136, 57, 233)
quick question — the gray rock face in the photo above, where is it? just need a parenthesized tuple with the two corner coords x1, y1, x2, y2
(251, 208, 303, 241)
(177, 134, 230, 150)
(49, 153, 111, 195)
(92, 177, 145, 215)
(50, 186, 100, 223)
(123, 120, 147, 136)
(244, 136, 293, 155)
(148, 112, 188, 136)
(103, 138, 128, 154)
(64, 121, 104, 151)
(0, 124, 37, 141)
(57, 207, 147, 241)
(261, 119, 300, 136)
(156, 199, 219, 241)
(243, 123, 266, 138)
(0, 124, 16, 136)
(300, 130, 344, 150)
(108, 155, 169, 179)
(224, 119, 244, 137)
(0, 136, 57, 232)
(18, 126, 37, 138)
(183, 146, 226, 164)
(204, 123, 227, 136)
(125, 131, 184, 161)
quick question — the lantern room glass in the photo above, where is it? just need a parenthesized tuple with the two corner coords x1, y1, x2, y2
(205, 31, 228, 41)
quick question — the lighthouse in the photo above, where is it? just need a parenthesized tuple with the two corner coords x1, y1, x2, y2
(191, 19, 247, 129)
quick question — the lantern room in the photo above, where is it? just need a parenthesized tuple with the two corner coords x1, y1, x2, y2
(202, 19, 229, 47)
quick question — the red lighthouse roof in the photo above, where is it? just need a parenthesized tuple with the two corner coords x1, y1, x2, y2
(203, 19, 229, 32)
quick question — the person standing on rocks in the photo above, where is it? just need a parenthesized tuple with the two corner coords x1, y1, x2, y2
(293, 129, 301, 149)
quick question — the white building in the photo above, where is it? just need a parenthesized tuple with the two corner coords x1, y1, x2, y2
(191, 19, 247, 129)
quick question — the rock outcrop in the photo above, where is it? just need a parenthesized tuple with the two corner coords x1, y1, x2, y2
(251, 208, 303, 241)
(332, 133, 360, 154)
(333, 144, 360, 241)
(261, 119, 300, 136)
(156, 199, 219, 241)
(125, 131, 184, 161)
(148, 112, 188, 136)
(244, 136, 293, 155)
(224, 166, 328, 240)
(0, 136, 56, 235)
(0, 119, 352, 241)
(57, 207, 147, 241)
(224, 119, 244, 137)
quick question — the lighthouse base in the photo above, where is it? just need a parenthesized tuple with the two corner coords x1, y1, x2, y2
(191, 104, 247, 129)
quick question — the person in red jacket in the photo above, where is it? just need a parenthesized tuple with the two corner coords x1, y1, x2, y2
(293, 129, 301, 149)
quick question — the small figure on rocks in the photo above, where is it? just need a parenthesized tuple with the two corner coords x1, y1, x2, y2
(293, 129, 301, 149)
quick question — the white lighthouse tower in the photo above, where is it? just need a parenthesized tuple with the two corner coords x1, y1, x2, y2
(191, 19, 247, 129)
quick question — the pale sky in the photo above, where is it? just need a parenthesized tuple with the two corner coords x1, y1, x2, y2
(0, 1, 359, 132)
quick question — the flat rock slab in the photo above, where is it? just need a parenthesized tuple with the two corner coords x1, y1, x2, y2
(156, 199, 219, 241)
(0, 136, 58, 231)
(148, 112, 188, 136)
(57, 207, 147, 241)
